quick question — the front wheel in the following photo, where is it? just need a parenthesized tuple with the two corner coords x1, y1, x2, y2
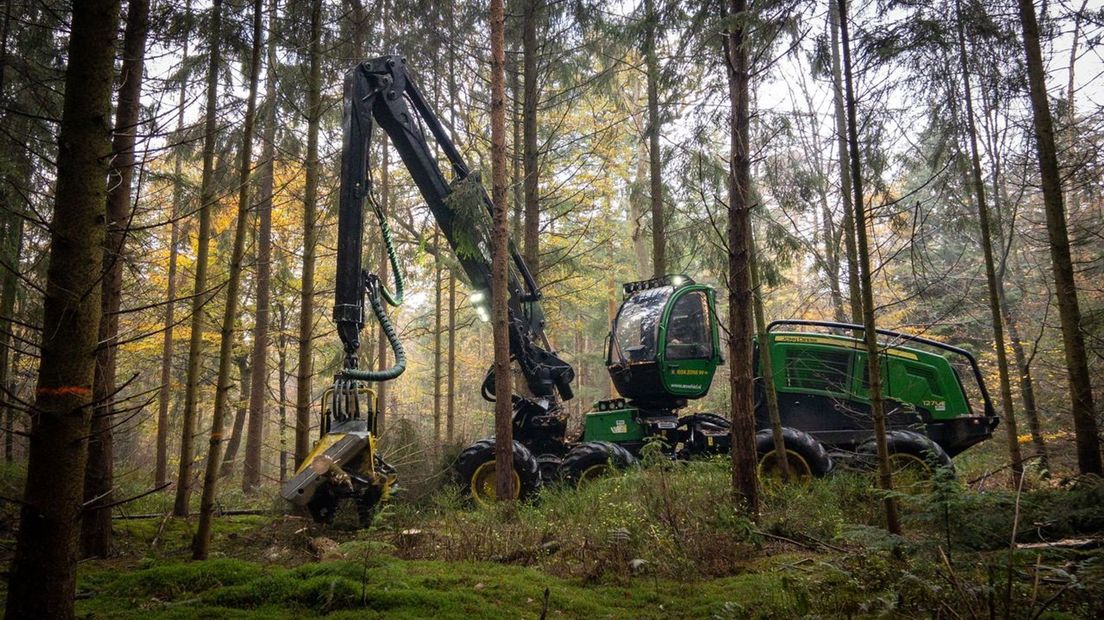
(454, 438, 541, 506)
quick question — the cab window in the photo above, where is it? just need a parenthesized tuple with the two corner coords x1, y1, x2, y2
(664, 291, 713, 360)
(614, 286, 671, 363)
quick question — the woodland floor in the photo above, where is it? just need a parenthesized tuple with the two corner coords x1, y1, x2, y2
(1, 441, 1103, 618)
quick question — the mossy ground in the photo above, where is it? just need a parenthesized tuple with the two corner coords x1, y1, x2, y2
(2, 458, 1102, 618)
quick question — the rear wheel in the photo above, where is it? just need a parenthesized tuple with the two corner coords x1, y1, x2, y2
(560, 441, 636, 486)
(754, 427, 833, 482)
(454, 438, 541, 506)
(858, 430, 953, 493)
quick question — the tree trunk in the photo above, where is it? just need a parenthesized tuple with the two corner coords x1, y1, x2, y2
(219, 355, 251, 478)
(4, 0, 117, 615)
(751, 229, 789, 481)
(447, 272, 456, 444)
(156, 1, 191, 486)
(82, 0, 150, 558)
(193, 0, 264, 560)
(433, 230, 443, 451)
(838, 0, 900, 535)
(1016, 0, 1101, 475)
(953, 0, 1023, 481)
(296, 0, 323, 466)
(0, 139, 28, 464)
(174, 0, 224, 517)
(489, 0, 515, 503)
(1001, 286, 1048, 471)
(829, 1, 862, 324)
(725, 0, 758, 516)
(277, 306, 289, 482)
(521, 0, 540, 279)
(243, 0, 280, 492)
(645, 0, 665, 277)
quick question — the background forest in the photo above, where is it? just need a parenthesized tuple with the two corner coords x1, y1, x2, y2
(0, 0, 1102, 617)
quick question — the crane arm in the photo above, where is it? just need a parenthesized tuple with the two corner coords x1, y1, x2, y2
(333, 54, 574, 404)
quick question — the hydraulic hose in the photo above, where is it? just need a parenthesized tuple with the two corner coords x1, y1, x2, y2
(339, 193, 406, 382)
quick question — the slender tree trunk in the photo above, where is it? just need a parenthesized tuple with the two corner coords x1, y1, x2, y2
(751, 230, 789, 481)
(489, 0, 515, 503)
(219, 355, 251, 477)
(829, 1, 862, 324)
(277, 306, 289, 482)
(243, 0, 280, 492)
(375, 0, 392, 435)
(193, 0, 264, 559)
(953, 0, 1023, 480)
(296, 0, 323, 466)
(1016, 0, 1101, 475)
(174, 0, 224, 517)
(630, 136, 651, 278)
(521, 0, 540, 278)
(1001, 286, 1048, 471)
(510, 52, 523, 241)
(81, 0, 150, 558)
(447, 272, 456, 444)
(838, 0, 900, 535)
(725, 0, 758, 516)
(4, 0, 117, 615)
(645, 0, 665, 276)
(156, 1, 191, 486)
(433, 230, 443, 450)
(0, 142, 28, 464)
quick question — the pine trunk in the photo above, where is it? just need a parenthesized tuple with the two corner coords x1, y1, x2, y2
(174, 0, 224, 517)
(156, 6, 190, 486)
(751, 230, 789, 481)
(447, 273, 456, 444)
(953, 0, 1023, 480)
(1016, 0, 1101, 475)
(296, 0, 324, 466)
(82, 0, 150, 557)
(489, 0, 515, 503)
(725, 0, 758, 516)
(0, 138, 28, 463)
(433, 230, 443, 450)
(521, 0, 540, 278)
(219, 355, 252, 478)
(838, 0, 900, 534)
(645, 0, 664, 276)
(243, 0, 280, 492)
(829, 1, 862, 324)
(193, 0, 264, 559)
(4, 0, 117, 614)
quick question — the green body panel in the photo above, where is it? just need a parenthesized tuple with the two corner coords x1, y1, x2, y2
(583, 408, 645, 443)
(656, 284, 722, 399)
(766, 332, 972, 420)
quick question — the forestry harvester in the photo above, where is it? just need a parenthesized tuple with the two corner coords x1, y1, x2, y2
(280, 56, 999, 522)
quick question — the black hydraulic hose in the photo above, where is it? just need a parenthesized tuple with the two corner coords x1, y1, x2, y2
(340, 285, 406, 381)
(339, 193, 406, 381)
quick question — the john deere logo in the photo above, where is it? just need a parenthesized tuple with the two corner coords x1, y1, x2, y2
(611, 420, 628, 434)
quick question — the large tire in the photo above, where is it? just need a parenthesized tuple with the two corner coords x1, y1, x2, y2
(858, 430, 953, 490)
(454, 438, 541, 506)
(536, 453, 563, 484)
(754, 427, 833, 482)
(560, 441, 635, 486)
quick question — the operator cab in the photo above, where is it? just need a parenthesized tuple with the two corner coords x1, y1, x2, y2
(606, 275, 721, 409)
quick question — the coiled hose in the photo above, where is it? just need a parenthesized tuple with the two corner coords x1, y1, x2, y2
(339, 194, 406, 382)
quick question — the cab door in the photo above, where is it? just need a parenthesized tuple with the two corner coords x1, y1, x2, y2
(657, 286, 720, 399)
